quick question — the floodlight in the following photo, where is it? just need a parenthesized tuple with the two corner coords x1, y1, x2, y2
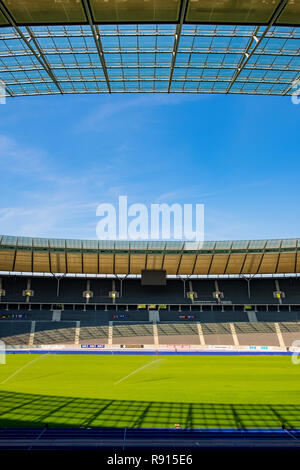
(273, 290, 285, 299)
(83, 290, 93, 299)
(22, 289, 34, 297)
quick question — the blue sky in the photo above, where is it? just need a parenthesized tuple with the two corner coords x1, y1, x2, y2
(0, 92, 299, 241)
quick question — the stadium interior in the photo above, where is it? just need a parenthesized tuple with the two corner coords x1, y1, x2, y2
(0, 235, 300, 350)
(1, 0, 300, 452)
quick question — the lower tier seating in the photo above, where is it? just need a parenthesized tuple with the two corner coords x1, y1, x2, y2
(0, 320, 299, 348)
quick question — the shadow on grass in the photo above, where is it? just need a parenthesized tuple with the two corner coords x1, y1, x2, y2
(0, 390, 300, 429)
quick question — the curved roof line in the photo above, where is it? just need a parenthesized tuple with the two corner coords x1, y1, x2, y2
(0, 234, 298, 275)
(0, 234, 299, 254)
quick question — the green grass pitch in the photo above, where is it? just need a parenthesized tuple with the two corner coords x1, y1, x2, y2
(0, 354, 300, 429)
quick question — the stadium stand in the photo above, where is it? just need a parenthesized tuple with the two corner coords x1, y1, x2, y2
(198, 311, 249, 323)
(0, 310, 52, 320)
(256, 311, 300, 322)
(279, 322, 300, 348)
(201, 323, 234, 346)
(1, 276, 300, 309)
(121, 279, 185, 304)
(0, 321, 31, 345)
(28, 277, 58, 303)
(0, 237, 300, 349)
(0, 317, 299, 349)
(157, 323, 200, 345)
(79, 322, 109, 345)
(112, 323, 155, 345)
(281, 278, 300, 304)
(193, 280, 218, 302)
(217, 280, 249, 304)
(234, 322, 280, 347)
(249, 279, 278, 304)
(33, 322, 76, 345)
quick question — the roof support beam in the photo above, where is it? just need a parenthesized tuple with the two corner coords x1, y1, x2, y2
(12, 249, 17, 272)
(256, 249, 266, 275)
(283, 73, 300, 96)
(25, 26, 63, 93)
(81, 0, 111, 93)
(168, 0, 189, 93)
(0, 1, 63, 94)
(0, 78, 13, 97)
(275, 242, 283, 274)
(226, 0, 289, 93)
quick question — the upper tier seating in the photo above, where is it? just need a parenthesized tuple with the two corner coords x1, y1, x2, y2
(2, 276, 299, 306)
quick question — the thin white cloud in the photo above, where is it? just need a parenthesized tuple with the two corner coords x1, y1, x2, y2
(76, 94, 210, 132)
(0, 134, 48, 176)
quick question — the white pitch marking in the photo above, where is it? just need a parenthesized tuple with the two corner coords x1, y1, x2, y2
(0, 354, 49, 385)
(114, 359, 161, 385)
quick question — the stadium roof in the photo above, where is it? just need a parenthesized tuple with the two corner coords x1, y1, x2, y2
(0, 235, 299, 276)
(0, 0, 299, 97)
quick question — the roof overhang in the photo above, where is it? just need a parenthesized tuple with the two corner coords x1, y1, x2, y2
(0, 0, 299, 97)
(0, 1, 299, 28)
(0, 235, 299, 276)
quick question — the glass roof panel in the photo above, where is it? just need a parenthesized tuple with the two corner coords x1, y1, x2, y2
(199, 241, 215, 250)
(186, 0, 282, 24)
(1, 235, 17, 246)
(266, 239, 281, 248)
(0, 1, 298, 27)
(115, 240, 130, 250)
(0, 10, 8, 26)
(2, 0, 86, 24)
(248, 240, 267, 249)
(281, 239, 297, 248)
(66, 239, 82, 249)
(82, 240, 99, 249)
(0, 24, 298, 97)
(165, 241, 184, 250)
(90, 0, 181, 23)
(0, 235, 298, 256)
(147, 241, 166, 249)
(184, 241, 201, 250)
(98, 240, 115, 249)
(33, 237, 49, 248)
(215, 241, 232, 250)
(130, 241, 148, 250)
(231, 240, 249, 249)
(279, 1, 300, 25)
(49, 238, 66, 248)
(17, 236, 32, 247)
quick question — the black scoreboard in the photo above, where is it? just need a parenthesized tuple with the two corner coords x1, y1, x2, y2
(141, 269, 166, 286)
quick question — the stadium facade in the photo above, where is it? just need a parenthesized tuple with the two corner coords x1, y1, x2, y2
(0, 235, 299, 275)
